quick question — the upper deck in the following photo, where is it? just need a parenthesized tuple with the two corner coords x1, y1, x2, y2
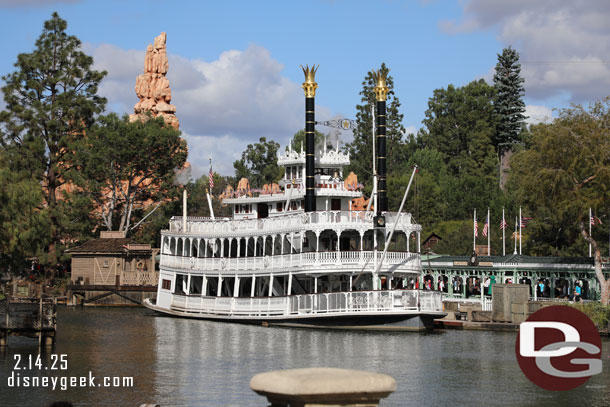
(166, 210, 421, 238)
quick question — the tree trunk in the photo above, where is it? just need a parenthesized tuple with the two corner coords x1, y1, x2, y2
(580, 222, 609, 305)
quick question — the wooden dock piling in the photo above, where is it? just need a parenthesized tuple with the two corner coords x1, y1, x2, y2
(0, 297, 57, 347)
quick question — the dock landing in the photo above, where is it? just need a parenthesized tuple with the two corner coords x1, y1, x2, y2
(0, 297, 57, 347)
(67, 284, 156, 306)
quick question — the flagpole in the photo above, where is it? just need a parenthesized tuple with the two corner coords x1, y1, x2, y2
(473, 208, 476, 252)
(502, 207, 506, 256)
(588, 207, 592, 257)
(519, 206, 522, 255)
(486, 208, 490, 255)
(514, 216, 518, 255)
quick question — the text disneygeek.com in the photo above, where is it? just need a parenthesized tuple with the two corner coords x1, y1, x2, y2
(6, 354, 133, 391)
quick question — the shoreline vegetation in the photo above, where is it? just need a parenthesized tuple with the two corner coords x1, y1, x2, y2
(568, 302, 610, 332)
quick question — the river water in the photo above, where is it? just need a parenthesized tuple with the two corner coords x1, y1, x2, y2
(0, 307, 609, 407)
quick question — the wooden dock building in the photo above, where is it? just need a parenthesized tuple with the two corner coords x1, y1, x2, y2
(66, 231, 159, 306)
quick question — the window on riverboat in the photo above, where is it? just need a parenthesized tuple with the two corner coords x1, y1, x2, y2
(239, 277, 253, 297)
(190, 276, 203, 295)
(161, 279, 171, 290)
(174, 274, 187, 295)
(222, 277, 235, 296)
(276, 202, 283, 212)
(206, 277, 218, 296)
(235, 205, 239, 214)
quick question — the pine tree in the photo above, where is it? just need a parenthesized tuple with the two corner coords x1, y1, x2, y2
(493, 46, 526, 154)
(344, 63, 406, 193)
(0, 13, 107, 268)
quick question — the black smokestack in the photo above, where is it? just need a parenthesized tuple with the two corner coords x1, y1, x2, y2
(301, 65, 318, 213)
(375, 69, 389, 214)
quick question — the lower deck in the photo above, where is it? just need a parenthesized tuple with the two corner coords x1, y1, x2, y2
(148, 288, 444, 330)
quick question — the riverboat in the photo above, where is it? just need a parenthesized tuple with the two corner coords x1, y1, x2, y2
(144, 66, 445, 331)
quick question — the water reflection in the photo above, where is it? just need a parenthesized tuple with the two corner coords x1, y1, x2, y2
(0, 307, 609, 407)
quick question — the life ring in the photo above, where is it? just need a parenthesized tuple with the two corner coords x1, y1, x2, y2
(263, 256, 270, 268)
(301, 213, 309, 224)
(136, 260, 145, 270)
(189, 257, 195, 268)
(220, 258, 227, 269)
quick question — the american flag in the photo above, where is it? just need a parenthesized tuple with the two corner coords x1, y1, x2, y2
(591, 216, 602, 226)
(474, 218, 479, 237)
(521, 216, 533, 228)
(209, 163, 214, 190)
(482, 215, 489, 237)
(500, 217, 508, 230)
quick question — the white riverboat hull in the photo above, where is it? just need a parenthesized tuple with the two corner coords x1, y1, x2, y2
(143, 289, 446, 332)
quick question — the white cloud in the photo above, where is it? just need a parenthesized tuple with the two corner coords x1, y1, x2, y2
(182, 132, 246, 179)
(86, 41, 335, 178)
(404, 125, 419, 136)
(524, 105, 554, 126)
(441, 0, 610, 103)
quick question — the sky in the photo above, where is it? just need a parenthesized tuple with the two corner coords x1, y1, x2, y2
(1, 0, 609, 178)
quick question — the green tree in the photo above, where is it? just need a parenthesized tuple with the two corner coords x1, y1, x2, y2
(233, 137, 283, 188)
(345, 63, 406, 193)
(0, 149, 51, 273)
(419, 79, 499, 219)
(73, 113, 187, 233)
(288, 129, 327, 152)
(508, 98, 610, 304)
(493, 46, 526, 154)
(0, 12, 106, 267)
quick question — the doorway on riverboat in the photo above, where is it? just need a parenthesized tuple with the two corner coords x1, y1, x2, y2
(331, 199, 341, 211)
(258, 203, 269, 219)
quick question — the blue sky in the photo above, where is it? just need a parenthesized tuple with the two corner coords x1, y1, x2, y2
(1, 0, 609, 177)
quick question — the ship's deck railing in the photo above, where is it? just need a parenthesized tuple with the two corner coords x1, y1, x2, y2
(161, 250, 421, 275)
(168, 211, 420, 235)
(169, 289, 443, 316)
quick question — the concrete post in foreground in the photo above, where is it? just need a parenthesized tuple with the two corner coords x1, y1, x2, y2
(250, 368, 396, 407)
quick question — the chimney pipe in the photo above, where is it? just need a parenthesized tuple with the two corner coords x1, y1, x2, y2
(374, 69, 389, 214)
(301, 65, 318, 213)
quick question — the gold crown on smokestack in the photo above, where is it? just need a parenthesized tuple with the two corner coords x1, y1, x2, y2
(301, 64, 318, 98)
(374, 69, 389, 102)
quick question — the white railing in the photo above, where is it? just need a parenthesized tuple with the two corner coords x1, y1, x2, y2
(170, 289, 443, 317)
(168, 211, 419, 235)
(444, 296, 493, 311)
(160, 251, 421, 275)
(120, 271, 159, 286)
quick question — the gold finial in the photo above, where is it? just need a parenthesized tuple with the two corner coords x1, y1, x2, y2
(374, 69, 388, 102)
(301, 64, 318, 98)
